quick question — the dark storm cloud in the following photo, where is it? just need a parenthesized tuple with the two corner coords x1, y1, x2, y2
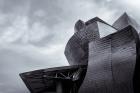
(0, 0, 140, 93)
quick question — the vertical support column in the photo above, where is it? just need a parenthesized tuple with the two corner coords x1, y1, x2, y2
(56, 80, 72, 93)
(56, 81, 64, 93)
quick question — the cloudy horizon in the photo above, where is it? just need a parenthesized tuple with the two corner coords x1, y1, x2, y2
(0, 0, 140, 93)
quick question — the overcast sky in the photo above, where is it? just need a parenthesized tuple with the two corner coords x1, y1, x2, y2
(0, 0, 140, 93)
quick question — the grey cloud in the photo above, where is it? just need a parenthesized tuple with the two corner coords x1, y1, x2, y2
(0, 0, 140, 93)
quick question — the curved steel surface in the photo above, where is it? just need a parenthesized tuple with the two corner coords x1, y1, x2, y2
(79, 26, 139, 93)
(65, 21, 100, 65)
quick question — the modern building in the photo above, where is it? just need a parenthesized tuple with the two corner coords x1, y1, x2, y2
(20, 13, 140, 93)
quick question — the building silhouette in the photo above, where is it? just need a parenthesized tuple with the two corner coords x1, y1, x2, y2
(20, 13, 140, 93)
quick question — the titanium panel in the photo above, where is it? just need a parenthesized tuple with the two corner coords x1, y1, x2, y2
(79, 33, 112, 93)
(79, 26, 139, 93)
(74, 20, 86, 33)
(113, 13, 140, 33)
(65, 17, 116, 65)
(65, 21, 100, 65)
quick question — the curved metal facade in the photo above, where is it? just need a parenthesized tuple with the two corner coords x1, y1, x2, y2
(79, 26, 139, 93)
(65, 20, 100, 65)
(64, 17, 116, 65)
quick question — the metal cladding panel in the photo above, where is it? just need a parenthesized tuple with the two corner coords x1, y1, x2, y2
(74, 20, 86, 33)
(79, 35, 113, 93)
(65, 22, 100, 65)
(113, 13, 140, 33)
(79, 26, 138, 93)
(111, 29, 136, 93)
(65, 17, 118, 65)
